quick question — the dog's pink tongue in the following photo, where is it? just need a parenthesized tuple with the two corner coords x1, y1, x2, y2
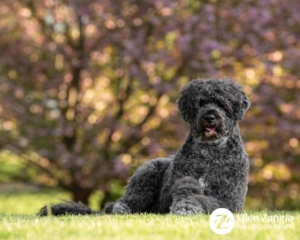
(206, 127, 215, 133)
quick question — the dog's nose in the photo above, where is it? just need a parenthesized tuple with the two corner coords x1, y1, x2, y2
(204, 114, 216, 123)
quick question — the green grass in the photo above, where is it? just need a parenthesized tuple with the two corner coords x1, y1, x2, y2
(0, 188, 103, 215)
(1, 213, 300, 240)
(0, 190, 70, 215)
(0, 191, 300, 240)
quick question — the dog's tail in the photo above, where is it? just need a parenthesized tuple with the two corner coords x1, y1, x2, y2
(37, 201, 102, 216)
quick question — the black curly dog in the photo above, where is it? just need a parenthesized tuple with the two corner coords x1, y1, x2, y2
(39, 78, 250, 216)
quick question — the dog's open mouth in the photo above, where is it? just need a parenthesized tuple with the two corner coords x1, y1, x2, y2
(204, 127, 217, 138)
(198, 114, 223, 140)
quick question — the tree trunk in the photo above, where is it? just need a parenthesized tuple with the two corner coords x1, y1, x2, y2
(71, 188, 92, 205)
(100, 189, 112, 210)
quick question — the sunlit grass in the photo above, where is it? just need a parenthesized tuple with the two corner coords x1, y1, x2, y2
(0, 188, 104, 215)
(0, 191, 300, 240)
(0, 189, 71, 215)
(1, 213, 300, 240)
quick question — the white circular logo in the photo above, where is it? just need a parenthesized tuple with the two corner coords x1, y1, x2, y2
(209, 208, 235, 235)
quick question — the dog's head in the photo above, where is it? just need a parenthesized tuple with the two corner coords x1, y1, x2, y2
(177, 78, 250, 144)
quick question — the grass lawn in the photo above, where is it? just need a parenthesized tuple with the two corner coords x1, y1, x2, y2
(0, 190, 300, 240)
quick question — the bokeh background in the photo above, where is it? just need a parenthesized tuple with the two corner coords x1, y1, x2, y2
(0, 0, 299, 214)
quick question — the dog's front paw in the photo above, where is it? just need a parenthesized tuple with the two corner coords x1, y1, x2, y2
(170, 199, 203, 216)
(112, 202, 132, 214)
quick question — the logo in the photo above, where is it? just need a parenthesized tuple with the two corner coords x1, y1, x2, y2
(209, 208, 235, 235)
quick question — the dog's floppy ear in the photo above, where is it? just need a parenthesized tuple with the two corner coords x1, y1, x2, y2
(177, 95, 194, 123)
(176, 83, 199, 123)
(237, 92, 251, 120)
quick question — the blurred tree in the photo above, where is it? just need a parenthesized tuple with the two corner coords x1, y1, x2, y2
(0, 0, 188, 206)
(0, 0, 299, 209)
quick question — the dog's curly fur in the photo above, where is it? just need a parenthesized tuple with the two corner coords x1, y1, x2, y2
(38, 78, 250, 216)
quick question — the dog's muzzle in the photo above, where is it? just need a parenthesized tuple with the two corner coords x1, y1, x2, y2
(198, 113, 223, 139)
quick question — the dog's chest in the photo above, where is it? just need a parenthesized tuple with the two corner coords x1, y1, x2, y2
(175, 148, 231, 180)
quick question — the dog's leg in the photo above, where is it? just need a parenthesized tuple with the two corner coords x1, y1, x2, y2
(169, 171, 248, 215)
(105, 158, 170, 214)
(169, 176, 205, 215)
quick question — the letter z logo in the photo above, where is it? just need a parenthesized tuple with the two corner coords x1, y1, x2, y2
(209, 208, 235, 235)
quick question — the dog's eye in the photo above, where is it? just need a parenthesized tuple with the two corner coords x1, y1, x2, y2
(223, 104, 232, 113)
(199, 100, 208, 108)
(223, 105, 229, 111)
